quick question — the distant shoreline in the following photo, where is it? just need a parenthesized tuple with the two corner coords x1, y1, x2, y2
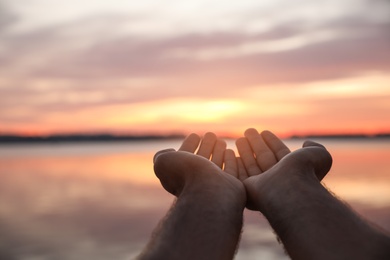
(0, 133, 389, 144)
(0, 134, 185, 144)
(290, 133, 390, 140)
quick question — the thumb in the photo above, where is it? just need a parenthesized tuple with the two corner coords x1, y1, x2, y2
(153, 148, 176, 163)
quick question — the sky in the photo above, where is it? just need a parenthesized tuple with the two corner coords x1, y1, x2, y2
(1, 0, 390, 137)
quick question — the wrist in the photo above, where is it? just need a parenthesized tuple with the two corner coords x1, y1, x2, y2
(180, 177, 246, 213)
(256, 165, 324, 215)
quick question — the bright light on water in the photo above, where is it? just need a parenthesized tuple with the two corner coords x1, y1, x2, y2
(0, 139, 389, 259)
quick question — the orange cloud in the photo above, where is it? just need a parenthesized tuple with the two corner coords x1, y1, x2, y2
(1, 0, 390, 136)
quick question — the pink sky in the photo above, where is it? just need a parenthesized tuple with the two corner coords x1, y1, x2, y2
(1, 0, 390, 137)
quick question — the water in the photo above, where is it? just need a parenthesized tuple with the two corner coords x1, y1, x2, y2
(0, 139, 389, 260)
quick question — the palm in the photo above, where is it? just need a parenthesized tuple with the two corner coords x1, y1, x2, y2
(153, 132, 245, 200)
(236, 129, 331, 211)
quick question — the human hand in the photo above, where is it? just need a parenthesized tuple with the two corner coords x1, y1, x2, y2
(236, 128, 332, 211)
(153, 132, 246, 208)
(236, 128, 291, 177)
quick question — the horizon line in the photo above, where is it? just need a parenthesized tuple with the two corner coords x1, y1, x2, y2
(1, 132, 390, 144)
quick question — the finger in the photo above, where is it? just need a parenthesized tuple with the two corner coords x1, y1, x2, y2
(237, 157, 249, 181)
(302, 140, 331, 180)
(261, 130, 291, 161)
(179, 133, 201, 152)
(303, 140, 326, 149)
(301, 141, 332, 181)
(244, 128, 277, 171)
(236, 137, 262, 176)
(223, 149, 237, 177)
(153, 148, 176, 163)
(211, 139, 227, 168)
(197, 132, 217, 159)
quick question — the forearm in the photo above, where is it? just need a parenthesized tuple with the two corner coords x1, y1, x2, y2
(138, 190, 244, 260)
(263, 179, 390, 260)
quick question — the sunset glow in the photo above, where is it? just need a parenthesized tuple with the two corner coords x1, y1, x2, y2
(1, 0, 389, 137)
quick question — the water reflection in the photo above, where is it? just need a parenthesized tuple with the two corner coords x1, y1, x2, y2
(0, 139, 389, 259)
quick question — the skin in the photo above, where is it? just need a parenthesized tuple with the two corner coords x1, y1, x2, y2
(139, 128, 390, 260)
(237, 128, 390, 260)
(137, 132, 246, 260)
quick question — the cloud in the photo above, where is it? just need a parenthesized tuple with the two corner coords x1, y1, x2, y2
(1, 0, 389, 133)
(3, 9, 388, 79)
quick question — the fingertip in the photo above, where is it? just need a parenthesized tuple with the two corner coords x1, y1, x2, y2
(260, 130, 273, 138)
(244, 128, 259, 138)
(179, 133, 201, 152)
(260, 130, 276, 143)
(235, 137, 247, 146)
(204, 132, 217, 139)
(303, 140, 326, 149)
(301, 141, 333, 180)
(153, 148, 176, 163)
(225, 148, 236, 156)
(187, 133, 201, 142)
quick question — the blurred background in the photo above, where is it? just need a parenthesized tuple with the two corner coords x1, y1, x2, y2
(1, 0, 390, 136)
(0, 0, 389, 259)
